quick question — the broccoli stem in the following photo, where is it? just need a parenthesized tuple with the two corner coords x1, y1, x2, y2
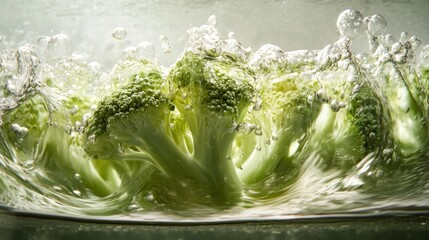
(192, 116, 242, 204)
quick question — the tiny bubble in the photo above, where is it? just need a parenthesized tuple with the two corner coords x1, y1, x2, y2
(74, 173, 81, 181)
(207, 15, 217, 27)
(184, 105, 193, 111)
(73, 190, 82, 197)
(112, 27, 127, 40)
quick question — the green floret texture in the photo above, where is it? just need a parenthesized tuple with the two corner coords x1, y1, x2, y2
(2, 48, 428, 210)
(347, 83, 385, 154)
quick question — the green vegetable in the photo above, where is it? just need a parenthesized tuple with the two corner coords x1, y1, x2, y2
(1, 48, 428, 210)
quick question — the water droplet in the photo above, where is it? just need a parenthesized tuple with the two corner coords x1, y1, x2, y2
(226, 156, 232, 160)
(336, 9, 365, 38)
(228, 32, 235, 39)
(265, 139, 271, 145)
(367, 15, 387, 37)
(112, 27, 127, 40)
(53, 186, 62, 191)
(307, 95, 314, 104)
(137, 41, 155, 59)
(255, 145, 262, 151)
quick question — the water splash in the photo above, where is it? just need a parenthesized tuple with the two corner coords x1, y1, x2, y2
(1, 10, 429, 222)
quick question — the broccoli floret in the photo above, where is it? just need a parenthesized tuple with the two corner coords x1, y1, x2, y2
(0, 96, 49, 161)
(84, 62, 197, 179)
(381, 63, 428, 158)
(296, 71, 393, 171)
(84, 55, 256, 206)
(168, 52, 254, 199)
(236, 74, 322, 184)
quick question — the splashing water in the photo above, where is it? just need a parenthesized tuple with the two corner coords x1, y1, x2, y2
(1, 10, 429, 223)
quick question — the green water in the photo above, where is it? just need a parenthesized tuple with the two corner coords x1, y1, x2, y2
(1, 1, 429, 223)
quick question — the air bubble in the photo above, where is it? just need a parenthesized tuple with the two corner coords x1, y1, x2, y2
(159, 35, 173, 53)
(122, 46, 137, 58)
(249, 44, 286, 69)
(128, 204, 140, 211)
(384, 34, 395, 46)
(367, 15, 387, 37)
(400, 32, 409, 43)
(73, 190, 82, 197)
(316, 89, 329, 102)
(184, 105, 193, 111)
(88, 134, 96, 142)
(236, 122, 255, 135)
(207, 15, 217, 27)
(74, 173, 81, 181)
(253, 97, 262, 111)
(383, 148, 394, 157)
(228, 32, 235, 39)
(137, 41, 155, 59)
(336, 9, 365, 38)
(51, 34, 71, 58)
(330, 99, 341, 112)
(272, 133, 278, 141)
(11, 123, 28, 139)
(112, 27, 127, 40)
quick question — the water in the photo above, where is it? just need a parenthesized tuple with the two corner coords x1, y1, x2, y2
(1, 1, 429, 223)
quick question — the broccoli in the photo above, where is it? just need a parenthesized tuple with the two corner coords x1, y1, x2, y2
(84, 54, 255, 206)
(1, 18, 429, 214)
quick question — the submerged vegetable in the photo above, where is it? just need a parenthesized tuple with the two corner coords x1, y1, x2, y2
(1, 10, 429, 217)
